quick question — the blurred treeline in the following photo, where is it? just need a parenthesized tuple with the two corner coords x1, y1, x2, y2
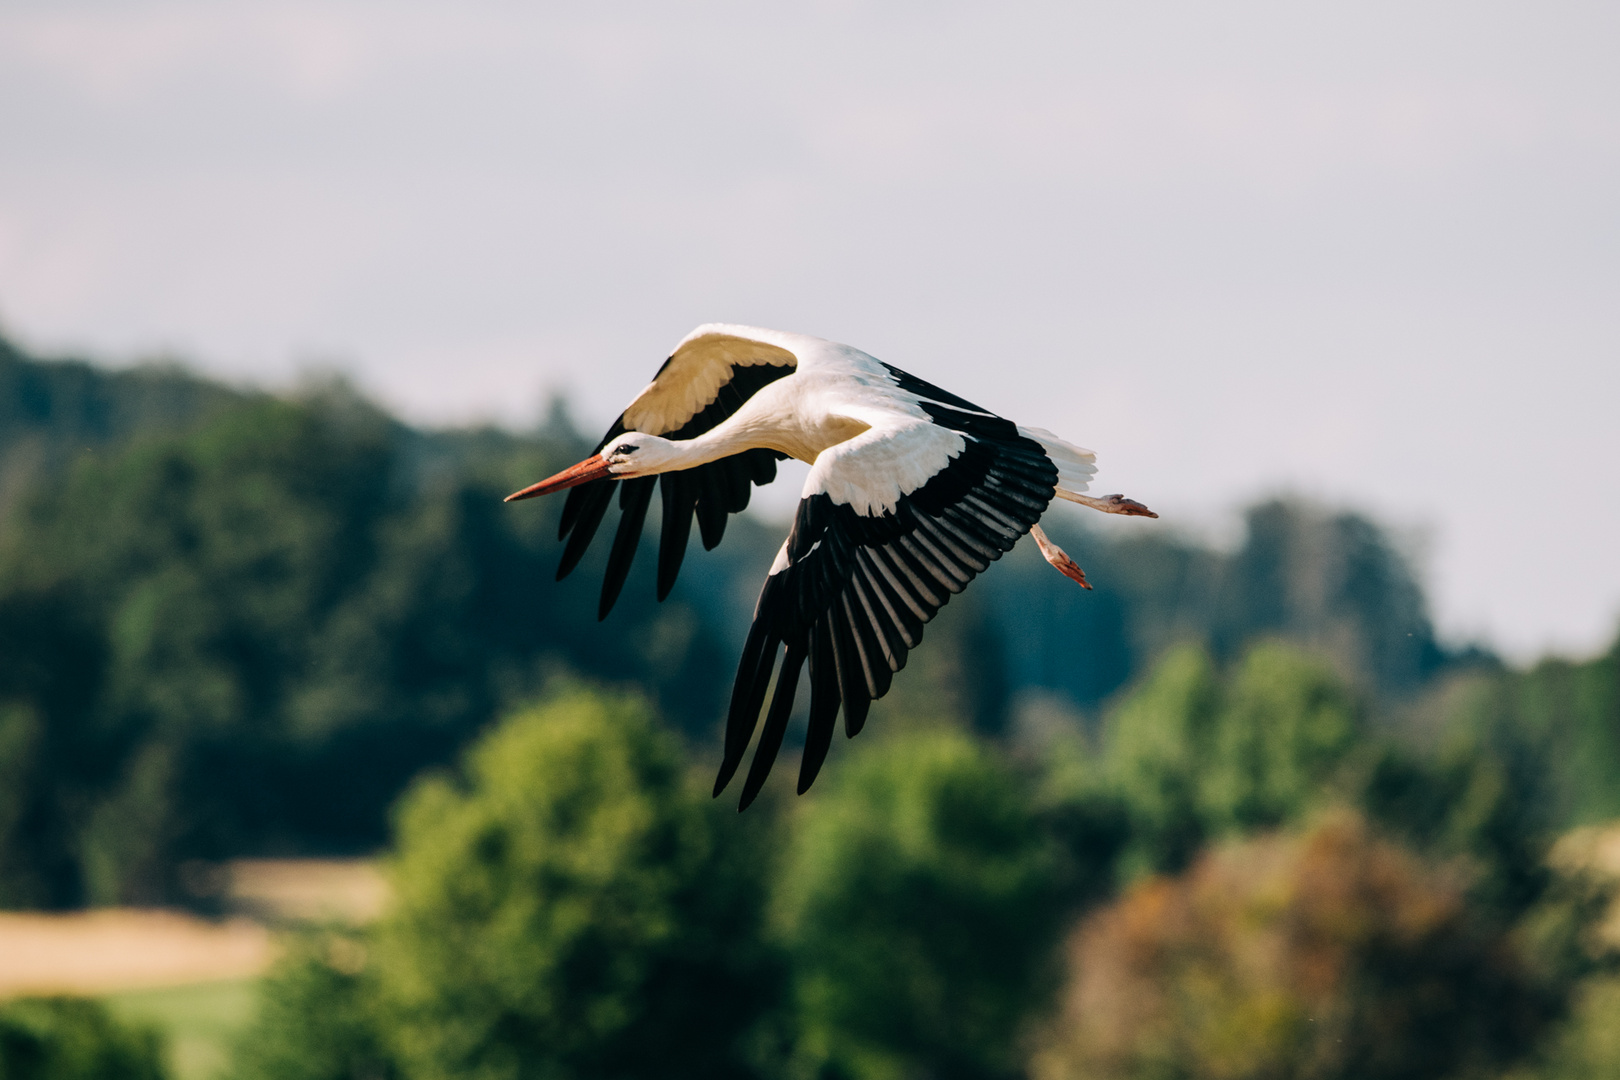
(3, 334, 1620, 1079)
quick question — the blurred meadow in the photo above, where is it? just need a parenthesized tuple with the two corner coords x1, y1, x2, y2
(3, 3, 1620, 1080)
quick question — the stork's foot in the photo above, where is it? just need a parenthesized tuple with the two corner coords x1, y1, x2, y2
(1073, 493, 1159, 518)
(1029, 524, 1092, 590)
(1105, 494, 1158, 518)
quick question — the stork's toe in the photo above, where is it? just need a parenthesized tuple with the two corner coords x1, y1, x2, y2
(1103, 494, 1158, 518)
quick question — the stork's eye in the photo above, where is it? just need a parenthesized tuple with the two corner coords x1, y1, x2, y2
(612, 444, 637, 456)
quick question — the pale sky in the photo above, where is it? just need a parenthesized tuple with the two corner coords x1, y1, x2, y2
(1, 1, 1616, 661)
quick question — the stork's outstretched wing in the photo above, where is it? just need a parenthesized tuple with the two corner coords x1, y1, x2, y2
(714, 376, 1059, 809)
(558, 331, 796, 618)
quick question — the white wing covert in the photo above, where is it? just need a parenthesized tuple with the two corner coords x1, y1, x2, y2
(715, 367, 1061, 808)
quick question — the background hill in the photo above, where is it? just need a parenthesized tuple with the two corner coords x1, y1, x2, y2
(2, 332, 1612, 913)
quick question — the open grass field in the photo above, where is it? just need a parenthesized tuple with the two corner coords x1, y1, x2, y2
(103, 980, 259, 1080)
(0, 860, 386, 1079)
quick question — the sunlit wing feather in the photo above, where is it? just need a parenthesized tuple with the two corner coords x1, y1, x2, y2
(557, 331, 798, 617)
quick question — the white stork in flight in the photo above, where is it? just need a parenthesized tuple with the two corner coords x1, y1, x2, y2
(506, 325, 1156, 809)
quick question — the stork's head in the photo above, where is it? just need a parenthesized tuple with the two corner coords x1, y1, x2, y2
(503, 431, 682, 502)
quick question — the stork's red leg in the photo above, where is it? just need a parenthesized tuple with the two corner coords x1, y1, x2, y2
(1029, 524, 1091, 590)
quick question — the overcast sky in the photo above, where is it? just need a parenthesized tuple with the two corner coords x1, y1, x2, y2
(2, 1, 1616, 661)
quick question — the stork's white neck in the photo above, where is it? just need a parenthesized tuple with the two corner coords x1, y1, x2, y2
(640, 408, 871, 473)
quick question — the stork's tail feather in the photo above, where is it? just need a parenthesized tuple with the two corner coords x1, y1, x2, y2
(1018, 425, 1097, 499)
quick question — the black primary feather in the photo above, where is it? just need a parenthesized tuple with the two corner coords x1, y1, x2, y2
(712, 374, 1060, 808)
(554, 360, 792, 598)
(598, 477, 656, 619)
(656, 472, 697, 602)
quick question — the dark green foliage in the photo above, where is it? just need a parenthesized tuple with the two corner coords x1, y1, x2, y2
(371, 689, 785, 1080)
(0, 380, 733, 905)
(1203, 642, 1360, 831)
(1348, 651, 1620, 924)
(1211, 500, 1446, 693)
(1094, 639, 1574, 926)
(1098, 640, 1364, 878)
(992, 498, 1453, 713)
(775, 730, 1063, 1080)
(1440, 642, 1620, 829)
(1100, 644, 1223, 876)
(0, 590, 114, 907)
(1028, 762, 1133, 918)
(0, 997, 167, 1080)
(229, 654, 1612, 1080)
(0, 335, 243, 526)
(230, 932, 397, 1080)
(1354, 735, 1556, 921)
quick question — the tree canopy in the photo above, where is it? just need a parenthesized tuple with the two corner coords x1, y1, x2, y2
(371, 689, 783, 1080)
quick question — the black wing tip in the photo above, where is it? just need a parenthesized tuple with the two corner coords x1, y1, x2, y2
(657, 473, 697, 602)
(713, 772, 768, 813)
(712, 727, 750, 799)
(737, 767, 771, 811)
(713, 768, 736, 800)
(734, 641, 806, 812)
(844, 692, 871, 738)
(594, 477, 656, 621)
(797, 718, 837, 795)
(795, 760, 824, 796)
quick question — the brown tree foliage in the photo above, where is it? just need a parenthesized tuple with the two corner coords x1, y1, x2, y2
(1034, 813, 1557, 1080)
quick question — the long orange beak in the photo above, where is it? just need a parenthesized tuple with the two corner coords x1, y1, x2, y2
(504, 454, 615, 502)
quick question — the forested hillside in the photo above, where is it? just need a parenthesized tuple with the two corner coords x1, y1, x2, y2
(1, 332, 1614, 913)
(0, 336, 242, 523)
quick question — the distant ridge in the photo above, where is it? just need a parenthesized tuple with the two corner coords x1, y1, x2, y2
(0, 333, 249, 522)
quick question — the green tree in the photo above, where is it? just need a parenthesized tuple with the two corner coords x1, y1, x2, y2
(1102, 641, 1364, 878)
(1354, 733, 1555, 921)
(0, 701, 48, 907)
(371, 688, 783, 1080)
(1427, 637, 1620, 832)
(0, 997, 167, 1080)
(230, 931, 396, 1080)
(988, 498, 1457, 715)
(1208, 500, 1446, 694)
(0, 585, 111, 907)
(774, 730, 1062, 1080)
(0, 332, 242, 525)
(1101, 644, 1223, 877)
(1202, 642, 1360, 832)
(0, 386, 735, 905)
